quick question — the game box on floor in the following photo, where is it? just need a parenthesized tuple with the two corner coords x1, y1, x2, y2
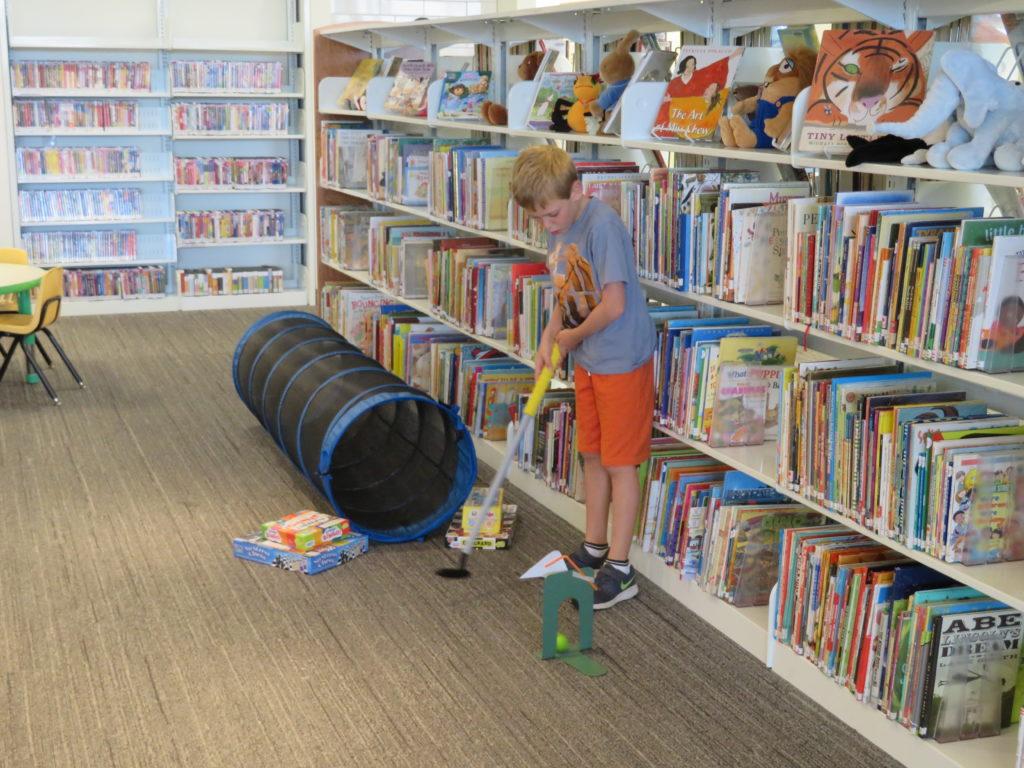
(232, 531, 369, 574)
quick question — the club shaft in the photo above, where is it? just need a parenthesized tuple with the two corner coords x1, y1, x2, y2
(459, 413, 535, 556)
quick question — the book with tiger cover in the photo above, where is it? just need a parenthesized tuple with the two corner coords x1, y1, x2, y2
(798, 29, 934, 154)
(651, 46, 743, 141)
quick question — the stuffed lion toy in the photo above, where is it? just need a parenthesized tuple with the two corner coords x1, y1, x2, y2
(720, 47, 816, 149)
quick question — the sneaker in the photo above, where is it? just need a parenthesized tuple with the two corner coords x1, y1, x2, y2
(593, 563, 639, 610)
(565, 542, 607, 573)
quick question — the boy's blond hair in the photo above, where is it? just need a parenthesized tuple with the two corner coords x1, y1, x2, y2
(511, 145, 577, 211)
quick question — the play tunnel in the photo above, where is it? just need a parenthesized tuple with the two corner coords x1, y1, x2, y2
(232, 311, 477, 542)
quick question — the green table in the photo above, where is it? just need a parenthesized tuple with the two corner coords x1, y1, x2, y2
(0, 263, 45, 384)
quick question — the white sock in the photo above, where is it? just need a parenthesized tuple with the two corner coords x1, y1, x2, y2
(606, 558, 630, 574)
(583, 541, 608, 559)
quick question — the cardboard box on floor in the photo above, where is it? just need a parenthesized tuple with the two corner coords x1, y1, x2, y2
(232, 531, 368, 574)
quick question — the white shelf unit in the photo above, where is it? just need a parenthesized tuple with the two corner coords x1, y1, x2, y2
(315, 4, 1024, 767)
(177, 287, 307, 310)
(61, 294, 181, 316)
(7, 48, 177, 303)
(167, 48, 308, 305)
(5, 29, 310, 314)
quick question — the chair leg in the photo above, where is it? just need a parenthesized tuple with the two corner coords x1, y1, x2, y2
(33, 335, 54, 367)
(0, 337, 17, 385)
(41, 328, 84, 388)
(21, 344, 59, 404)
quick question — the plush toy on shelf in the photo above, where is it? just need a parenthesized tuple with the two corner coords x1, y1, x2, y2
(588, 29, 639, 130)
(517, 50, 545, 82)
(478, 49, 547, 127)
(875, 48, 1024, 171)
(719, 47, 816, 150)
(567, 75, 602, 133)
(550, 74, 602, 133)
(480, 101, 508, 126)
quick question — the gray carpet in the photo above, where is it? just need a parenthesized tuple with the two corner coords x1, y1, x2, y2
(0, 309, 903, 768)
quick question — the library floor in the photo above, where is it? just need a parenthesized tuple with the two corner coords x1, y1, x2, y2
(0, 309, 903, 768)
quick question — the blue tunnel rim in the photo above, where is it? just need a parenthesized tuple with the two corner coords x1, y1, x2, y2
(319, 389, 476, 543)
(231, 310, 330, 404)
(293, 366, 395, 481)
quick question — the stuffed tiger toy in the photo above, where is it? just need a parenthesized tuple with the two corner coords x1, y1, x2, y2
(805, 30, 932, 128)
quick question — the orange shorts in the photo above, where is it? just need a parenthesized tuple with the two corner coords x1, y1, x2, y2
(574, 357, 654, 467)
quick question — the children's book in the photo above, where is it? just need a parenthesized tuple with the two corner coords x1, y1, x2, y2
(651, 46, 742, 140)
(778, 26, 820, 52)
(925, 607, 1024, 742)
(527, 72, 578, 130)
(437, 70, 492, 120)
(978, 234, 1024, 373)
(708, 364, 779, 447)
(798, 30, 934, 154)
(446, 504, 518, 549)
(338, 58, 380, 110)
(383, 60, 435, 116)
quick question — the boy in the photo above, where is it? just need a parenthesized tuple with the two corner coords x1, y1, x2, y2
(511, 145, 656, 609)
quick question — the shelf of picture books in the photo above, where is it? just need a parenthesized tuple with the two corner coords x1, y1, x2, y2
(318, 121, 1024, 408)
(314, 274, 1024, 768)
(172, 155, 305, 194)
(174, 208, 305, 249)
(16, 186, 174, 229)
(15, 144, 174, 185)
(168, 55, 303, 99)
(169, 101, 303, 139)
(316, 198, 1024, 588)
(7, 51, 169, 99)
(317, 209, 553, 375)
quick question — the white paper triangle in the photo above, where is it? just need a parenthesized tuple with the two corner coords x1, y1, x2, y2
(520, 549, 567, 580)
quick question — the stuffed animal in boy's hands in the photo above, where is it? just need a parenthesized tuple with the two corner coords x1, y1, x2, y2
(588, 29, 639, 128)
(875, 48, 1024, 171)
(719, 47, 816, 150)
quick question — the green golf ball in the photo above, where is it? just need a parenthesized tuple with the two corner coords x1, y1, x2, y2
(555, 632, 569, 652)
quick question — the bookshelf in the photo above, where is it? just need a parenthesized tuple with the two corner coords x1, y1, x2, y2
(2, 0, 312, 314)
(313, 4, 1024, 768)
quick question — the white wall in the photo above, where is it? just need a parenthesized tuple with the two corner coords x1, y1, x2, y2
(330, 0, 495, 22)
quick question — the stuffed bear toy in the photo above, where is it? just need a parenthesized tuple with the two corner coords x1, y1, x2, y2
(518, 50, 545, 83)
(480, 101, 507, 126)
(588, 30, 639, 127)
(719, 47, 816, 150)
(875, 49, 1024, 171)
(477, 50, 546, 127)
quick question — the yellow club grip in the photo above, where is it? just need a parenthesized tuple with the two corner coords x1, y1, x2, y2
(524, 343, 561, 417)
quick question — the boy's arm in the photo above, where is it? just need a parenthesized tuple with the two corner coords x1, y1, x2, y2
(555, 282, 625, 354)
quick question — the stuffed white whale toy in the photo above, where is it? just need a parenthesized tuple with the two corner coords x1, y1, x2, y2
(875, 49, 1024, 171)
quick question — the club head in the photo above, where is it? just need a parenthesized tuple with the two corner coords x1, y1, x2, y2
(436, 566, 471, 579)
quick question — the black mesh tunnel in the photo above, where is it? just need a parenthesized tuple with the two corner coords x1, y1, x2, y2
(232, 311, 477, 542)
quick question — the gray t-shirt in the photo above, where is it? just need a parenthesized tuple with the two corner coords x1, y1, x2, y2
(547, 197, 656, 374)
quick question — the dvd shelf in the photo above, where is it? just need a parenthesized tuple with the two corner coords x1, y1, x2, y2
(314, 6, 1024, 768)
(6, 44, 307, 313)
